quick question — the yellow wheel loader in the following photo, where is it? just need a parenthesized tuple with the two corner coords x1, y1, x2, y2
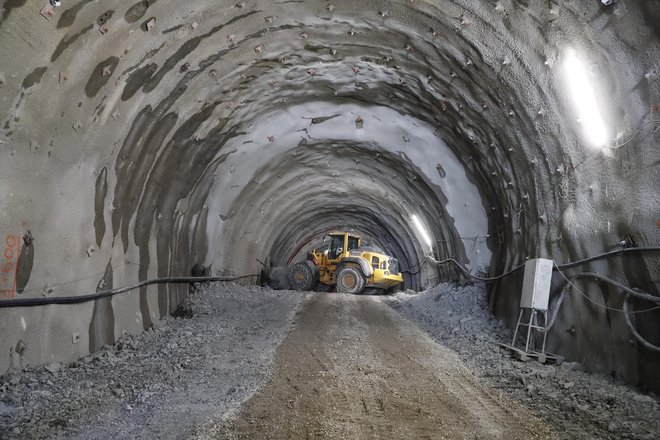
(287, 232, 403, 294)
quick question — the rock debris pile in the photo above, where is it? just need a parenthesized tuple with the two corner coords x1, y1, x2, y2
(0, 283, 304, 440)
(385, 282, 660, 440)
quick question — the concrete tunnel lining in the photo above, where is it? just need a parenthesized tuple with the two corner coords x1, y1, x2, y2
(0, 0, 658, 391)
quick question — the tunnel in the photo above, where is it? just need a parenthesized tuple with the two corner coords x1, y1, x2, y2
(0, 0, 659, 436)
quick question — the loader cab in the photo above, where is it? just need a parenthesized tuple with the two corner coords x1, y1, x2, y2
(327, 233, 361, 262)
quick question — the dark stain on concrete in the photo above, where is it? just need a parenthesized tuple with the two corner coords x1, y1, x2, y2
(640, 1, 660, 39)
(142, 10, 262, 95)
(162, 24, 184, 34)
(21, 67, 47, 89)
(1, 0, 27, 22)
(51, 24, 94, 62)
(112, 82, 239, 327)
(97, 10, 114, 26)
(436, 163, 447, 178)
(94, 167, 108, 247)
(121, 63, 158, 101)
(84, 56, 119, 97)
(111, 10, 283, 327)
(57, 0, 94, 29)
(15, 233, 34, 295)
(88, 262, 115, 353)
(121, 43, 165, 76)
(125, 0, 156, 24)
(192, 206, 210, 267)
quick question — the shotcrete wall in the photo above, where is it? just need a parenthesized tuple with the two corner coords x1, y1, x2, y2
(0, 0, 658, 390)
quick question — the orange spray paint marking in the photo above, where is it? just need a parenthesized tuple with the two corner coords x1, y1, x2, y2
(0, 234, 20, 299)
(657, 220, 660, 229)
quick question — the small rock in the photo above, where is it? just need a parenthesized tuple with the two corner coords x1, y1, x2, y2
(632, 394, 656, 405)
(44, 362, 61, 374)
(563, 381, 575, 389)
(560, 362, 586, 372)
(153, 320, 167, 330)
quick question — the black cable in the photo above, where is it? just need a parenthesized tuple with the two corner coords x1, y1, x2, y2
(427, 256, 526, 282)
(427, 247, 660, 283)
(556, 247, 660, 270)
(0, 275, 258, 308)
(624, 296, 660, 352)
(558, 272, 660, 304)
(515, 269, 660, 347)
(610, 120, 660, 150)
(1, 247, 658, 309)
(400, 258, 428, 275)
(550, 269, 660, 351)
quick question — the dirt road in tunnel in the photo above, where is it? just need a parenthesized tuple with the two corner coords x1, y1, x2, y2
(3, 283, 658, 439)
(211, 293, 554, 439)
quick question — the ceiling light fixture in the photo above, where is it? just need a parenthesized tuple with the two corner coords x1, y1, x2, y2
(411, 215, 433, 249)
(562, 49, 609, 148)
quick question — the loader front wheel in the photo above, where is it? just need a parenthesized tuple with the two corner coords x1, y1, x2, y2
(336, 266, 366, 295)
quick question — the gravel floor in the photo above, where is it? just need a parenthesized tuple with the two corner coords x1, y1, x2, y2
(383, 282, 660, 440)
(1, 281, 658, 439)
(0, 283, 306, 440)
(200, 293, 554, 439)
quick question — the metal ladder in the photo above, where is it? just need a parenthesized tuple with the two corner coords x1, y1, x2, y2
(511, 308, 548, 361)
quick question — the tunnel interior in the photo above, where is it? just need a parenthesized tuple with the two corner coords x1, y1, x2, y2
(0, 0, 659, 392)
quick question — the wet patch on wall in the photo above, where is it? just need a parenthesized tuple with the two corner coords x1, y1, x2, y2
(121, 63, 158, 101)
(21, 67, 47, 89)
(141, 10, 262, 95)
(56, 0, 94, 29)
(125, 0, 154, 24)
(1, 0, 27, 22)
(96, 10, 114, 27)
(85, 56, 119, 97)
(14, 231, 33, 295)
(51, 24, 94, 62)
(88, 262, 115, 353)
(94, 167, 108, 247)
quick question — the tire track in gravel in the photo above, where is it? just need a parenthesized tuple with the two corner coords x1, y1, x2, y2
(206, 293, 556, 439)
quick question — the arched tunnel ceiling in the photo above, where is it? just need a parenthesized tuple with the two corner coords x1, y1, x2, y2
(0, 0, 657, 283)
(0, 0, 659, 386)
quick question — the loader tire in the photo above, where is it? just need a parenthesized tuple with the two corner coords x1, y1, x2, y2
(336, 265, 366, 295)
(288, 261, 317, 291)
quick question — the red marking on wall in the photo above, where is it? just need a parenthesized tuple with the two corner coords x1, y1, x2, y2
(1, 234, 20, 299)
(657, 219, 660, 230)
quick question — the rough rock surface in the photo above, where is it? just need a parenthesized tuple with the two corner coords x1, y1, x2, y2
(0, 283, 305, 439)
(384, 282, 660, 440)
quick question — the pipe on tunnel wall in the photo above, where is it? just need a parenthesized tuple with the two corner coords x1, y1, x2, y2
(0, 0, 658, 390)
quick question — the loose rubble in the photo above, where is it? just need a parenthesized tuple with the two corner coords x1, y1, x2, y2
(0, 283, 305, 440)
(1, 281, 658, 439)
(384, 282, 660, 440)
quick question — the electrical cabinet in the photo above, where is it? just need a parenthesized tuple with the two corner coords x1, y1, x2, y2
(520, 258, 553, 311)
